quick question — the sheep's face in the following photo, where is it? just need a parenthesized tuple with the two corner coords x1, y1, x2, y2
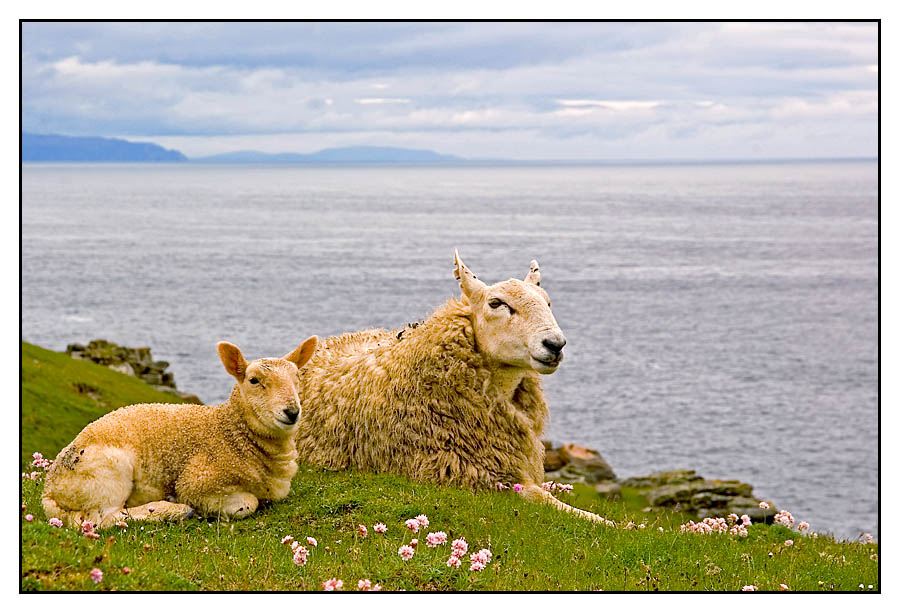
(217, 337, 318, 435)
(454, 251, 565, 374)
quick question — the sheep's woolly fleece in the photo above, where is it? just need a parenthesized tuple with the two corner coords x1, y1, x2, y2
(296, 297, 549, 488)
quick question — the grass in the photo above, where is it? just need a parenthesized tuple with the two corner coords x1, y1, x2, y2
(19, 342, 879, 592)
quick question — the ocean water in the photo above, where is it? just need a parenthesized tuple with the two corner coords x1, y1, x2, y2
(21, 161, 878, 541)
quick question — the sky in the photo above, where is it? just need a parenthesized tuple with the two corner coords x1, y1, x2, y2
(20, 21, 879, 160)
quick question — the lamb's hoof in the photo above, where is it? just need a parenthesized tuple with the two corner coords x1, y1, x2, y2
(184, 507, 195, 519)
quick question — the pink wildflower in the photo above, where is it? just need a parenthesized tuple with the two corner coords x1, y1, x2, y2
(415, 514, 429, 528)
(446, 555, 462, 568)
(21, 503, 26, 511)
(470, 560, 486, 572)
(371, 584, 383, 591)
(779, 584, 789, 591)
(281, 535, 294, 545)
(541, 481, 554, 491)
(115, 520, 128, 528)
(48, 517, 63, 528)
(871, 554, 878, 561)
(90, 568, 103, 584)
(292, 546, 309, 566)
(426, 531, 448, 547)
(773, 510, 794, 529)
(451, 537, 468, 557)
(495, 482, 508, 490)
(33, 452, 43, 460)
(307, 536, 318, 546)
(122, 567, 131, 575)
(797, 521, 809, 532)
(85, 532, 100, 540)
(741, 514, 752, 527)
(81, 520, 95, 534)
(25, 514, 34, 522)
(862, 533, 873, 544)
(410, 539, 418, 548)
(373, 523, 387, 534)
(784, 540, 793, 546)
(470, 548, 492, 570)
(322, 578, 343, 591)
(405, 518, 420, 532)
(513, 483, 523, 492)
(358, 578, 372, 591)
(759, 501, 769, 510)
(727, 513, 739, 525)
(358, 524, 368, 537)
(741, 585, 757, 591)
(556, 483, 574, 492)
(398, 544, 415, 561)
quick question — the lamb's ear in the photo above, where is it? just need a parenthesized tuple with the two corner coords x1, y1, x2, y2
(218, 342, 247, 381)
(284, 335, 318, 369)
(453, 249, 487, 300)
(524, 259, 541, 286)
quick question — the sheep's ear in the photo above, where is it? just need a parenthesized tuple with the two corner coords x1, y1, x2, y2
(218, 342, 247, 381)
(453, 249, 487, 300)
(524, 259, 541, 286)
(284, 335, 318, 369)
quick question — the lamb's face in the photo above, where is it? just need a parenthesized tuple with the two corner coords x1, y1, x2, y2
(454, 252, 566, 374)
(237, 358, 304, 433)
(217, 337, 318, 435)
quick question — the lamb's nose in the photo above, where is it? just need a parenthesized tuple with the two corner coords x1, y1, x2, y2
(542, 335, 566, 355)
(283, 406, 300, 423)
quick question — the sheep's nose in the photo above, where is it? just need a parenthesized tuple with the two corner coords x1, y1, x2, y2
(542, 334, 566, 355)
(283, 406, 300, 423)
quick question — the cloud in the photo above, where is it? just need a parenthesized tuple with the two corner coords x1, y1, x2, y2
(21, 22, 878, 159)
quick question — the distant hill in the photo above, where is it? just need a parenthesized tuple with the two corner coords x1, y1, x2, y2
(22, 132, 187, 162)
(191, 146, 462, 164)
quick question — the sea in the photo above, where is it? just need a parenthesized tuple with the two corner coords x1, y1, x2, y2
(21, 161, 878, 541)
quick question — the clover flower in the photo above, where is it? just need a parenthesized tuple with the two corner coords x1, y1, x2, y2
(90, 568, 103, 584)
(358, 524, 368, 537)
(292, 546, 309, 566)
(373, 523, 387, 534)
(513, 483, 523, 492)
(322, 578, 343, 591)
(426, 531, 448, 547)
(358, 578, 372, 591)
(451, 537, 468, 557)
(779, 584, 789, 591)
(48, 517, 63, 528)
(415, 514, 429, 528)
(405, 518, 420, 532)
(759, 501, 769, 510)
(798, 521, 809, 532)
(773, 510, 794, 529)
(784, 540, 793, 546)
(447, 555, 461, 568)
(398, 544, 415, 561)
(307, 536, 318, 547)
(281, 535, 294, 545)
(741, 585, 757, 591)
(25, 514, 34, 522)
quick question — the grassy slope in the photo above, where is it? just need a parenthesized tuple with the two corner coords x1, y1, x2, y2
(20, 343, 879, 592)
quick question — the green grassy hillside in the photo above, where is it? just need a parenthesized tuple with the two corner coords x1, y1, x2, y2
(20, 343, 879, 591)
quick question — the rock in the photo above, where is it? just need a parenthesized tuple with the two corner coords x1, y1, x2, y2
(646, 480, 753, 507)
(557, 444, 617, 482)
(620, 470, 703, 489)
(725, 496, 777, 524)
(594, 482, 622, 499)
(542, 439, 554, 451)
(108, 362, 136, 377)
(543, 449, 565, 472)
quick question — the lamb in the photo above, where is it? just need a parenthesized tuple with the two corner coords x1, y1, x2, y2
(295, 251, 602, 521)
(42, 337, 318, 528)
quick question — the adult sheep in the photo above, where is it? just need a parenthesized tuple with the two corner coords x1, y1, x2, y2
(295, 251, 601, 521)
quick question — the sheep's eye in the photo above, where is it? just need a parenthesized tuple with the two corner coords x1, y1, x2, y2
(488, 298, 504, 309)
(249, 377, 259, 385)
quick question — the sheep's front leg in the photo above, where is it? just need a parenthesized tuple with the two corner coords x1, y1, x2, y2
(198, 491, 259, 520)
(102, 500, 194, 527)
(519, 484, 605, 523)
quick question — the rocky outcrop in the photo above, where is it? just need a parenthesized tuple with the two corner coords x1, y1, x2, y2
(543, 442, 618, 497)
(623, 469, 777, 524)
(66, 340, 202, 404)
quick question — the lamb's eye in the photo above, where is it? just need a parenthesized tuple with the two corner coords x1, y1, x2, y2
(488, 298, 504, 309)
(249, 377, 259, 385)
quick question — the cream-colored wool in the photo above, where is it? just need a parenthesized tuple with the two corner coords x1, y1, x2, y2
(42, 337, 317, 528)
(295, 252, 602, 521)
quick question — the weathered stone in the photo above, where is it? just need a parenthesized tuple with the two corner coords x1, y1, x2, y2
(556, 444, 616, 482)
(108, 362, 136, 377)
(542, 439, 554, 451)
(646, 479, 754, 507)
(691, 492, 732, 508)
(620, 470, 702, 489)
(594, 482, 622, 499)
(726, 496, 777, 524)
(543, 449, 565, 472)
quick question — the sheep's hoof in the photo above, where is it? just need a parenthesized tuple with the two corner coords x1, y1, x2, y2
(184, 507, 195, 519)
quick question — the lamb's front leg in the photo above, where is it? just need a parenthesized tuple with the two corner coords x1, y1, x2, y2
(196, 490, 259, 520)
(101, 500, 194, 528)
(519, 484, 606, 523)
